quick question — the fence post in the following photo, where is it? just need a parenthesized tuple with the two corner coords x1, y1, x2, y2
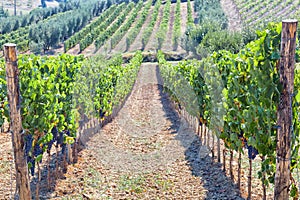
(274, 19, 298, 200)
(4, 43, 31, 200)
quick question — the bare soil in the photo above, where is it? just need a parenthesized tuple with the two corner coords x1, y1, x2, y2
(144, 6, 164, 52)
(110, 3, 146, 54)
(249, 1, 299, 26)
(45, 63, 243, 199)
(0, 132, 15, 200)
(128, 6, 155, 53)
(175, 1, 189, 53)
(161, 3, 175, 52)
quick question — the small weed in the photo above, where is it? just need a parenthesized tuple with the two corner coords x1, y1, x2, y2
(84, 167, 103, 188)
(118, 174, 146, 194)
(153, 174, 173, 191)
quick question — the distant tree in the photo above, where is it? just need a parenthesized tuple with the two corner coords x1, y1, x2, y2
(41, 0, 47, 8)
(0, 6, 8, 18)
(197, 30, 244, 58)
(21, 17, 28, 27)
(2, 21, 12, 33)
(12, 20, 20, 31)
(106, 0, 112, 8)
(29, 41, 43, 54)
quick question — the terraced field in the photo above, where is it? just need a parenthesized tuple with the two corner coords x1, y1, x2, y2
(1, 0, 300, 199)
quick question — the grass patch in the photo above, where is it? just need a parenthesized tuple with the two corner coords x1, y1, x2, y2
(118, 174, 146, 194)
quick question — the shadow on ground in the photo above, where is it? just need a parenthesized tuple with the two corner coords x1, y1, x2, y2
(155, 64, 245, 200)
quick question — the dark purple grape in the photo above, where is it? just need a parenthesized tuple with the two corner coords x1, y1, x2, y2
(99, 109, 105, 118)
(65, 130, 70, 136)
(247, 145, 258, 160)
(33, 143, 43, 163)
(48, 127, 58, 151)
(52, 127, 58, 141)
(58, 131, 64, 146)
(24, 134, 33, 157)
(27, 156, 35, 176)
(61, 144, 66, 155)
(238, 131, 243, 139)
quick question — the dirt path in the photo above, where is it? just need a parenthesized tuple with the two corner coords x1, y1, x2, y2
(171, 2, 189, 53)
(45, 63, 243, 199)
(0, 132, 15, 199)
(180, 2, 188, 35)
(144, 6, 164, 52)
(161, 3, 175, 52)
(220, 0, 242, 31)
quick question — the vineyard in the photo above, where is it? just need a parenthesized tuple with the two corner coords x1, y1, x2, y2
(0, 0, 300, 199)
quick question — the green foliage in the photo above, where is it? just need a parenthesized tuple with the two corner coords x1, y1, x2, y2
(197, 30, 244, 58)
(181, 20, 221, 55)
(0, 27, 29, 52)
(94, 2, 135, 50)
(18, 54, 84, 136)
(110, 1, 143, 49)
(29, 41, 44, 54)
(0, 0, 108, 53)
(0, 6, 8, 18)
(65, 3, 120, 52)
(0, 51, 142, 179)
(0, 0, 82, 34)
(172, 0, 181, 50)
(125, 0, 152, 51)
(73, 51, 143, 118)
(159, 23, 300, 196)
(233, 0, 300, 29)
(141, 0, 161, 50)
(182, 0, 231, 56)
(187, 0, 194, 27)
(194, 0, 228, 29)
(0, 59, 7, 128)
(156, 0, 170, 50)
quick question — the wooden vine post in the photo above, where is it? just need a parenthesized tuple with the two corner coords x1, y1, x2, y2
(274, 19, 298, 200)
(4, 43, 31, 199)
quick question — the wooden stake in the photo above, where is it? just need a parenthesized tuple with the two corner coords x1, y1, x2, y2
(212, 133, 215, 160)
(248, 158, 252, 200)
(197, 118, 200, 137)
(223, 149, 226, 172)
(207, 129, 210, 149)
(262, 156, 266, 200)
(200, 123, 203, 140)
(47, 151, 51, 190)
(217, 138, 221, 163)
(55, 145, 59, 179)
(72, 140, 78, 163)
(238, 151, 241, 190)
(4, 43, 31, 200)
(204, 125, 207, 146)
(275, 19, 298, 200)
(230, 150, 234, 180)
(36, 162, 41, 199)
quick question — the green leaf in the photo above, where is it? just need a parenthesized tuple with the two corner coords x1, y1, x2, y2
(36, 154, 43, 163)
(65, 136, 75, 144)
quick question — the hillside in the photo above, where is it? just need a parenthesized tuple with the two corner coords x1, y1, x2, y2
(2, 0, 59, 15)
(0, 0, 300, 199)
